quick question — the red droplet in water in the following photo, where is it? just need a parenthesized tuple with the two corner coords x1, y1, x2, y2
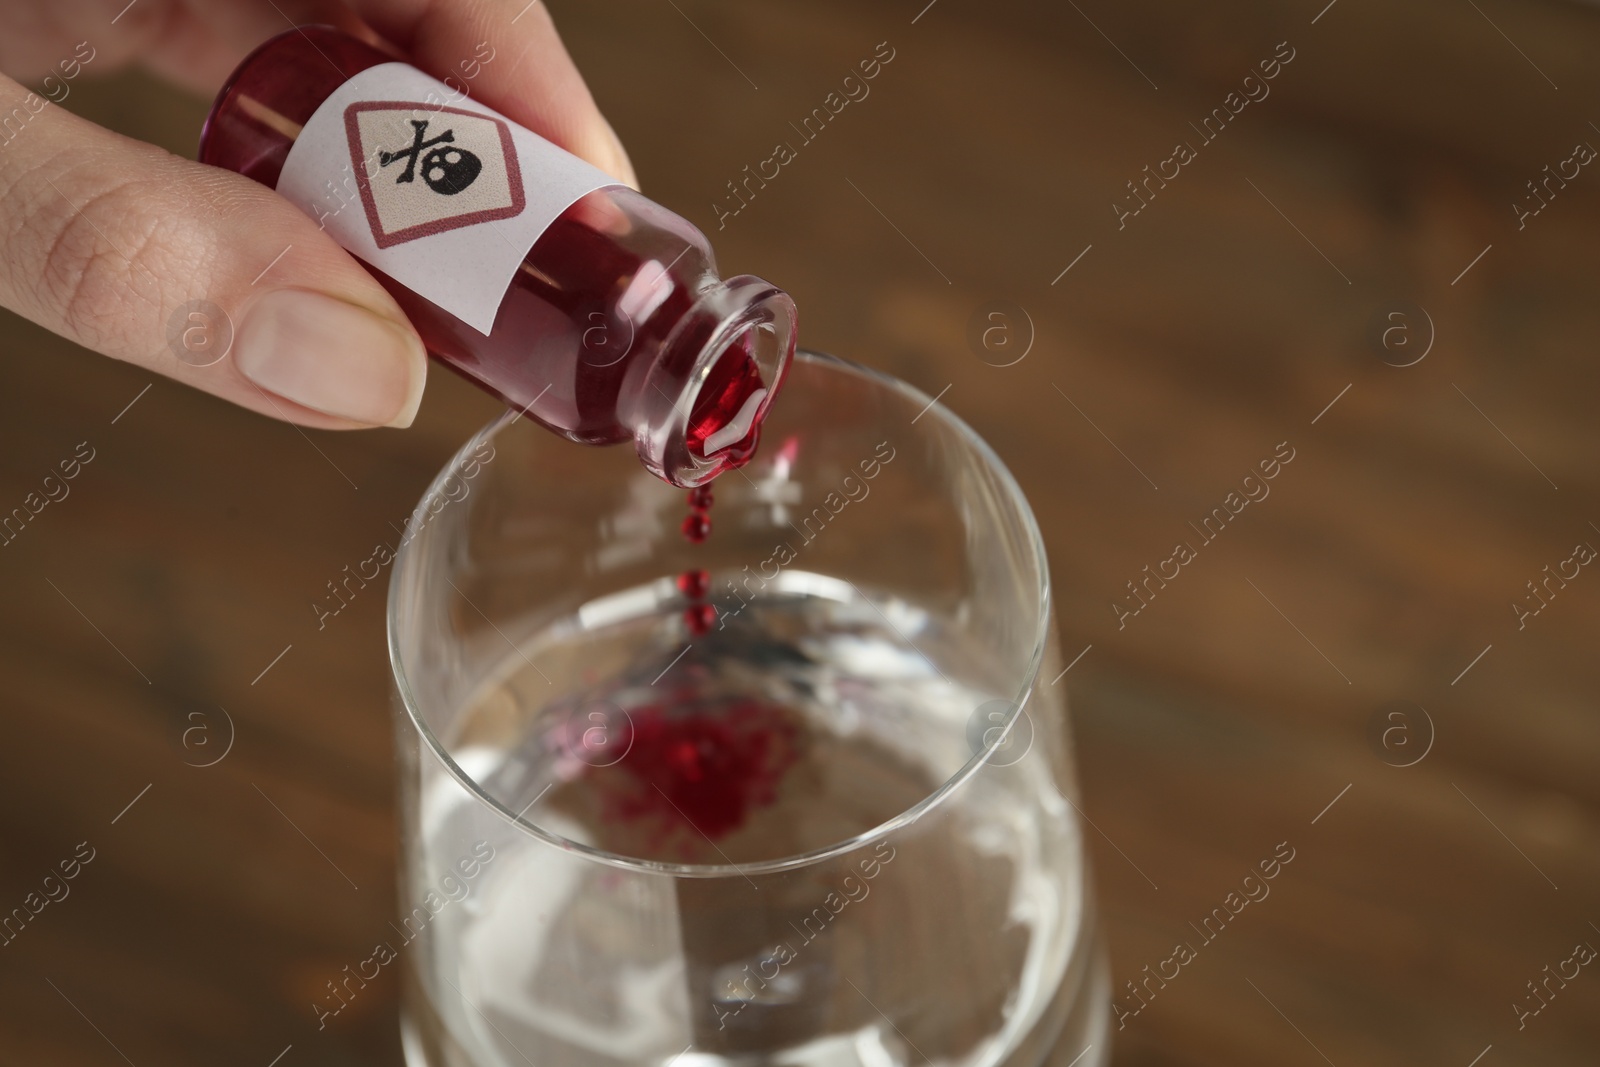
(598, 700, 800, 840)
(681, 512, 711, 543)
(683, 602, 717, 635)
(687, 485, 714, 511)
(676, 569, 710, 599)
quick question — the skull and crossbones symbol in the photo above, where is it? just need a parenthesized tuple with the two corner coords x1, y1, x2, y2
(378, 119, 483, 195)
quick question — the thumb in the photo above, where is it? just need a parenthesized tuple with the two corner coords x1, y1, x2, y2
(0, 76, 427, 430)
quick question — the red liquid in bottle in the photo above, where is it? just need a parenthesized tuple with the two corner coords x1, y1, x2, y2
(199, 26, 795, 487)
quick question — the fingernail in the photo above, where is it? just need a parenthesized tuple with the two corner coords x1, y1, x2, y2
(235, 289, 426, 427)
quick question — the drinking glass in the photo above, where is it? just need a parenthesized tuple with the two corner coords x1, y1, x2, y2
(387, 351, 1110, 1067)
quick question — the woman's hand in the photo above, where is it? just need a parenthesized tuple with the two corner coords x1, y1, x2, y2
(0, 0, 635, 428)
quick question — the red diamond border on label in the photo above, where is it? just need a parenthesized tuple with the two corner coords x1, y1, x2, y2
(344, 101, 527, 250)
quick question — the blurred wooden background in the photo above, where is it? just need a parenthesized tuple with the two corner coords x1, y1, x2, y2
(1, 0, 1598, 1063)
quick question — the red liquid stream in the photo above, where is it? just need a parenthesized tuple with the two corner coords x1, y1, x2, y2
(678, 482, 716, 633)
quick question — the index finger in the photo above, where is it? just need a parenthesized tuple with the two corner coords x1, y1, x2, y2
(346, 0, 636, 187)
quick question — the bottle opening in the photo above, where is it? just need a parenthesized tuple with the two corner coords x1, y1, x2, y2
(686, 326, 772, 461)
(637, 277, 796, 488)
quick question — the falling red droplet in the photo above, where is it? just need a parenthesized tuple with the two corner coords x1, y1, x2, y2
(687, 485, 714, 511)
(681, 512, 711, 543)
(683, 603, 717, 635)
(676, 568, 710, 599)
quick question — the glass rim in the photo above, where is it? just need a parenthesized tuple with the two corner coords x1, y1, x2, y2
(387, 349, 1054, 879)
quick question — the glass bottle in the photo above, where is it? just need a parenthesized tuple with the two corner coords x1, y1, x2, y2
(199, 26, 795, 487)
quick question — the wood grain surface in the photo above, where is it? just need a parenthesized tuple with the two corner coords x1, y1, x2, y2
(0, 1, 1597, 1064)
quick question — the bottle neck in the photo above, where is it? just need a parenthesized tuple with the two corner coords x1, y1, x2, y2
(622, 275, 796, 487)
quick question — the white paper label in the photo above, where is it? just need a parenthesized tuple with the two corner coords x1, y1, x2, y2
(277, 63, 620, 334)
